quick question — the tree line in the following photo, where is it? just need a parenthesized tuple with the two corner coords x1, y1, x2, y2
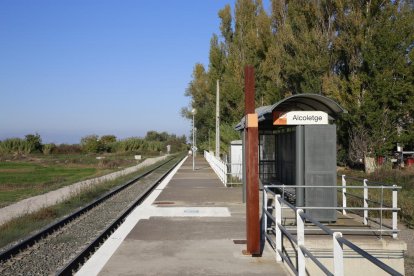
(182, 0, 414, 166)
(0, 131, 187, 155)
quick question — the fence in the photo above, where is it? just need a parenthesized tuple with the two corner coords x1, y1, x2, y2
(263, 183, 402, 276)
(340, 175, 400, 238)
(204, 151, 227, 186)
(204, 151, 242, 187)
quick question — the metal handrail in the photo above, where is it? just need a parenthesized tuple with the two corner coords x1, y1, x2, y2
(262, 185, 403, 276)
(344, 192, 393, 208)
(300, 246, 334, 276)
(298, 210, 334, 235)
(283, 206, 399, 211)
(337, 236, 402, 276)
(278, 223, 298, 244)
(283, 227, 399, 233)
(340, 175, 400, 238)
(266, 184, 401, 189)
(267, 180, 401, 238)
(342, 175, 398, 187)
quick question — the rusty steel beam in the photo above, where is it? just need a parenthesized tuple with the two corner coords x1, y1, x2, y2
(243, 65, 260, 256)
(245, 66, 255, 115)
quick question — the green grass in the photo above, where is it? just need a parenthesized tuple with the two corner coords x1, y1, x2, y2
(0, 162, 99, 208)
(405, 255, 414, 276)
(338, 166, 414, 228)
(0, 153, 144, 208)
(0, 155, 180, 250)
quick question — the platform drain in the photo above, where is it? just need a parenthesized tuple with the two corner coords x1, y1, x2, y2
(154, 201, 175, 205)
(233, 239, 247, 244)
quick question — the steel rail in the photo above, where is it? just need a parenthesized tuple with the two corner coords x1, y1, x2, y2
(57, 155, 184, 275)
(0, 156, 180, 265)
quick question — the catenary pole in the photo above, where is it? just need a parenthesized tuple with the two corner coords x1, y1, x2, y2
(192, 108, 196, 171)
(215, 79, 220, 158)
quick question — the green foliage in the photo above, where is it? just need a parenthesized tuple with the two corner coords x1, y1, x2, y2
(100, 135, 116, 144)
(42, 143, 56, 155)
(80, 135, 103, 153)
(145, 131, 169, 142)
(0, 138, 35, 155)
(220, 123, 241, 154)
(52, 144, 82, 154)
(67, 132, 186, 155)
(183, 0, 414, 161)
(111, 131, 186, 155)
(25, 133, 42, 153)
(99, 135, 117, 152)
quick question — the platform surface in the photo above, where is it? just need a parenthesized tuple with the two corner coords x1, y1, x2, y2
(78, 156, 288, 276)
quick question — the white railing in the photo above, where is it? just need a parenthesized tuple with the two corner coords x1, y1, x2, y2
(204, 151, 227, 186)
(341, 175, 399, 238)
(204, 151, 243, 186)
(263, 185, 403, 276)
(227, 163, 242, 186)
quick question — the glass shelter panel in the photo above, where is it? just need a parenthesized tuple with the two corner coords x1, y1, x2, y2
(258, 128, 296, 186)
(277, 128, 296, 186)
(259, 133, 276, 184)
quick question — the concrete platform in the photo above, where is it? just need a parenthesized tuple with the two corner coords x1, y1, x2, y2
(77, 156, 288, 276)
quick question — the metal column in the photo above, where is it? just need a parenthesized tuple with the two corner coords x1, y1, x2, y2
(242, 129, 246, 203)
(295, 125, 304, 207)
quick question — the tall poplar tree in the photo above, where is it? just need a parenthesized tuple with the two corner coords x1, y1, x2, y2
(183, 0, 414, 161)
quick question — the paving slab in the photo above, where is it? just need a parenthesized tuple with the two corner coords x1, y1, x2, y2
(79, 156, 288, 276)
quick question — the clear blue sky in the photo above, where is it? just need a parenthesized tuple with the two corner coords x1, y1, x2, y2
(0, 0, 238, 144)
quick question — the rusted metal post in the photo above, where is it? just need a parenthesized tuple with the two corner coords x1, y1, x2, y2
(243, 65, 260, 256)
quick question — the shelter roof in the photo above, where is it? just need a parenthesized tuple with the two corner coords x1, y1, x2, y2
(235, 94, 347, 130)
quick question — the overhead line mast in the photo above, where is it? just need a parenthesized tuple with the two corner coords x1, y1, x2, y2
(215, 79, 220, 158)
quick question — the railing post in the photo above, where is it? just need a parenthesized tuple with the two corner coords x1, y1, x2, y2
(392, 185, 398, 239)
(333, 232, 344, 276)
(275, 194, 282, 262)
(263, 188, 268, 242)
(363, 179, 368, 225)
(223, 160, 228, 187)
(342, 175, 347, 215)
(296, 209, 305, 276)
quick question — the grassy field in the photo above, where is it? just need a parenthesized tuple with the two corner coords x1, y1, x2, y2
(0, 156, 176, 250)
(0, 153, 146, 208)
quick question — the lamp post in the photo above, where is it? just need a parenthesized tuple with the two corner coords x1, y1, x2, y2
(192, 108, 197, 171)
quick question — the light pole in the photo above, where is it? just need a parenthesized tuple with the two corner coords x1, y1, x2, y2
(194, 127, 197, 157)
(192, 108, 197, 171)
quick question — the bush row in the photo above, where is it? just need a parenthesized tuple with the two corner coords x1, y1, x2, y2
(0, 131, 187, 155)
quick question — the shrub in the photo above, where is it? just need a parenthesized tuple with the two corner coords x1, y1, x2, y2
(80, 135, 104, 153)
(0, 138, 35, 154)
(52, 144, 82, 154)
(25, 133, 43, 153)
(42, 143, 56, 155)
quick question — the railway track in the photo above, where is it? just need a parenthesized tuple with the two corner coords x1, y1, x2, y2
(0, 155, 183, 275)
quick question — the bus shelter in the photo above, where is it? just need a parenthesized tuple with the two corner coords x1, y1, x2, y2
(236, 94, 347, 222)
